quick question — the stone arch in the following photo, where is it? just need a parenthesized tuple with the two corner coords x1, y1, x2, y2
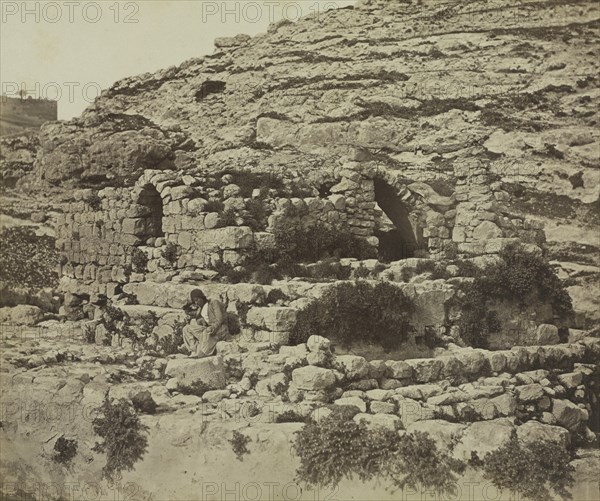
(373, 178, 423, 261)
(135, 183, 164, 238)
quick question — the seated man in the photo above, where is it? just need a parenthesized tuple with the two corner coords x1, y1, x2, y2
(182, 289, 230, 358)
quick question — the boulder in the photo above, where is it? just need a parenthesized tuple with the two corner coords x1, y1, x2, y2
(365, 389, 392, 401)
(247, 307, 297, 331)
(306, 351, 331, 367)
(386, 360, 413, 380)
(558, 372, 583, 389)
(490, 393, 517, 417)
(354, 413, 401, 432)
(200, 226, 254, 250)
(405, 359, 444, 383)
(0, 305, 43, 325)
(334, 396, 367, 413)
(472, 221, 502, 240)
(407, 420, 466, 450)
(535, 324, 560, 345)
(292, 366, 336, 391)
(395, 398, 434, 427)
(516, 384, 545, 402)
(369, 401, 395, 414)
(516, 421, 570, 448)
(306, 335, 331, 353)
(453, 418, 515, 460)
(552, 399, 586, 430)
(164, 356, 226, 390)
(335, 355, 370, 380)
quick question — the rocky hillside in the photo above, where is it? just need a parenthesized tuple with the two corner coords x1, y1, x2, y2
(16, 0, 598, 319)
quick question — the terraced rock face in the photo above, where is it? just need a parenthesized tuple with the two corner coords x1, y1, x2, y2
(25, 0, 599, 315)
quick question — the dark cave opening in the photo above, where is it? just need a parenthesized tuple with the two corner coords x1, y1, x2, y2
(374, 178, 419, 261)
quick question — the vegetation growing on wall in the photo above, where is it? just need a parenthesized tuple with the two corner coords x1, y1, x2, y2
(457, 244, 573, 348)
(290, 281, 414, 350)
(482, 434, 575, 501)
(293, 409, 465, 492)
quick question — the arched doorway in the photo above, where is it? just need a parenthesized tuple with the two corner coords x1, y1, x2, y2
(136, 184, 164, 238)
(374, 179, 420, 261)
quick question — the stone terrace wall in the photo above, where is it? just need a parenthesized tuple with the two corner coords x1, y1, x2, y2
(164, 336, 600, 446)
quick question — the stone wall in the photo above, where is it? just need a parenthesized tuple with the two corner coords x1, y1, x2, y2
(164, 335, 600, 446)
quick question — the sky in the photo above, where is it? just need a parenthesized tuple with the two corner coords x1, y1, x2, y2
(1, 0, 355, 119)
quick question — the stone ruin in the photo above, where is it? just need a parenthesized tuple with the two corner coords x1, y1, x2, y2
(51, 155, 559, 353)
(56, 158, 544, 297)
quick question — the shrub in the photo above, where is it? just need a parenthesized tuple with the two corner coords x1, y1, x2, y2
(275, 410, 308, 423)
(85, 192, 102, 211)
(0, 226, 59, 290)
(273, 218, 376, 263)
(244, 198, 269, 231)
(204, 200, 225, 213)
(229, 430, 251, 461)
(130, 391, 157, 415)
(483, 434, 575, 501)
(157, 320, 186, 356)
(139, 311, 159, 339)
(92, 398, 149, 481)
(293, 411, 464, 492)
(176, 379, 211, 397)
(131, 248, 148, 273)
(52, 436, 78, 465)
(353, 264, 370, 279)
(290, 281, 414, 350)
(218, 208, 238, 227)
(457, 244, 573, 347)
(310, 260, 352, 281)
(83, 323, 96, 344)
(162, 242, 179, 266)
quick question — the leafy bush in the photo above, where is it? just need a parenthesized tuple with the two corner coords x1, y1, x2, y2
(483, 434, 575, 501)
(458, 244, 573, 347)
(131, 248, 148, 273)
(229, 430, 251, 461)
(0, 226, 59, 289)
(157, 320, 186, 356)
(275, 410, 308, 423)
(52, 436, 77, 465)
(244, 198, 269, 231)
(161, 242, 179, 266)
(92, 398, 149, 481)
(293, 411, 464, 492)
(218, 208, 238, 227)
(139, 311, 159, 338)
(290, 281, 414, 350)
(273, 219, 376, 263)
(353, 264, 370, 279)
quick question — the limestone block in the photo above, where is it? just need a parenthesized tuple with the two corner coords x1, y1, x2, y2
(246, 306, 297, 332)
(292, 366, 336, 391)
(201, 226, 254, 250)
(165, 356, 226, 390)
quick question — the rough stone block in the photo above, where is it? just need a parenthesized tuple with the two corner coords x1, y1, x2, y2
(164, 356, 226, 390)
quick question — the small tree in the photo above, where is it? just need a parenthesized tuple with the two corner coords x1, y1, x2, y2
(92, 398, 149, 481)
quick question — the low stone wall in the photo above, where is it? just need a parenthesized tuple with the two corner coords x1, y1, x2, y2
(165, 336, 599, 445)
